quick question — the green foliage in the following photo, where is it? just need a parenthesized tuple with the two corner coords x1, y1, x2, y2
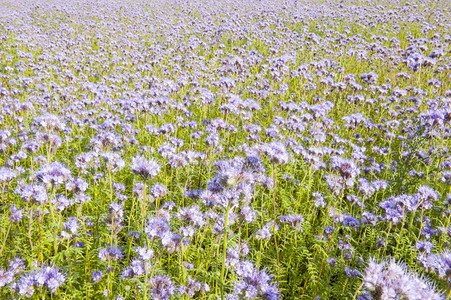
(0, 0, 450, 298)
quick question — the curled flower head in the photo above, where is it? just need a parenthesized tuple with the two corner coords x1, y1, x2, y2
(150, 275, 176, 300)
(35, 162, 72, 188)
(131, 155, 161, 179)
(0, 167, 16, 183)
(262, 142, 290, 165)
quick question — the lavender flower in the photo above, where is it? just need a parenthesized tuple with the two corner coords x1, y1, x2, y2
(161, 232, 182, 253)
(0, 269, 14, 288)
(101, 152, 125, 173)
(261, 142, 290, 165)
(121, 259, 146, 278)
(177, 205, 205, 227)
(10, 206, 23, 223)
(35, 162, 72, 188)
(344, 267, 361, 278)
(418, 250, 451, 279)
(131, 155, 161, 179)
(363, 258, 442, 299)
(145, 216, 170, 239)
(61, 216, 79, 239)
(415, 241, 434, 254)
(331, 156, 360, 188)
(150, 275, 176, 300)
(0, 167, 16, 183)
(40, 266, 65, 293)
(279, 214, 304, 230)
(98, 247, 124, 262)
(312, 192, 326, 208)
(15, 184, 48, 204)
(179, 276, 209, 298)
(105, 201, 124, 235)
(255, 222, 279, 240)
(231, 261, 280, 300)
(150, 183, 167, 199)
(17, 266, 65, 296)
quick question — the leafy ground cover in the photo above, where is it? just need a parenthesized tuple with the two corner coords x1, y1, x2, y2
(0, 0, 450, 299)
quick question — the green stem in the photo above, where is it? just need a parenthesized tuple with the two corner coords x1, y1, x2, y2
(272, 164, 280, 289)
(220, 200, 232, 299)
(0, 223, 12, 255)
(48, 189, 58, 256)
(142, 181, 147, 228)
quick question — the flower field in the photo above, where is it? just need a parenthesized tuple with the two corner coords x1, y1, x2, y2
(0, 0, 450, 299)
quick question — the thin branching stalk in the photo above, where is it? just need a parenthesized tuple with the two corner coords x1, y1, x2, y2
(220, 200, 232, 300)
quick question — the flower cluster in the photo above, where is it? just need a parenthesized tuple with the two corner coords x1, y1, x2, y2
(0, 0, 449, 298)
(362, 258, 441, 299)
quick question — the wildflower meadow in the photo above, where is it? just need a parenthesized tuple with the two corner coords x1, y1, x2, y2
(0, 0, 450, 299)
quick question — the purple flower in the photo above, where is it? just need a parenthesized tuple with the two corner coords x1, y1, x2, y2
(34, 113, 65, 131)
(92, 271, 102, 283)
(136, 246, 153, 261)
(344, 267, 361, 278)
(416, 185, 438, 208)
(122, 259, 146, 278)
(360, 71, 378, 84)
(0, 167, 16, 183)
(261, 142, 290, 165)
(327, 258, 337, 268)
(131, 155, 161, 179)
(415, 241, 434, 254)
(239, 206, 257, 223)
(17, 266, 65, 296)
(232, 261, 280, 300)
(226, 248, 241, 268)
(331, 156, 360, 187)
(15, 184, 48, 204)
(61, 216, 79, 238)
(101, 152, 125, 172)
(17, 273, 35, 297)
(418, 250, 451, 279)
(150, 183, 167, 199)
(40, 266, 65, 293)
(363, 258, 442, 299)
(168, 154, 188, 169)
(10, 206, 23, 223)
(312, 192, 326, 208)
(150, 275, 176, 300)
(255, 222, 279, 240)
(98, 246, 124, 262)
(279, 214, 304, 230)
(0, 269, 14, 288)
(9, 257, 25, 275)
(35, 162, 72, 187)
(66, 177, 89, 193)
(179, 276, 209, 298)
(161, 232, 181, 253)
(145, 216, 170, 239)
(177, 205, 205, 227)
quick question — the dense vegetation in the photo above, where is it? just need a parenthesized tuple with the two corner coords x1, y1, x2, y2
(0, 0, 450, 298)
